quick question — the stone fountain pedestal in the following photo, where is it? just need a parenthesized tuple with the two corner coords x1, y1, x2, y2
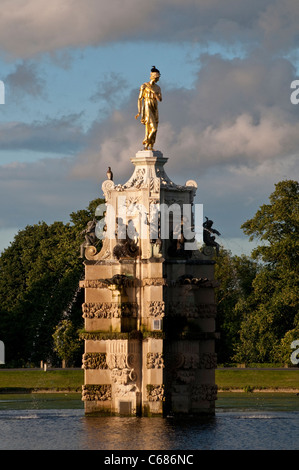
(80, 150, 218, 416)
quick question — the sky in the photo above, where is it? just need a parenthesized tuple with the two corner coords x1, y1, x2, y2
(0, 0, 299, 256)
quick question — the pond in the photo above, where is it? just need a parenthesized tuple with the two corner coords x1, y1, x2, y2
(0, 392, 298, 450)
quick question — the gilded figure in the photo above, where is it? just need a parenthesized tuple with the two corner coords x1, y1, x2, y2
(135, 66, 162, 150)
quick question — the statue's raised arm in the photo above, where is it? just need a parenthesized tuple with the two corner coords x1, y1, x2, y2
(135, 66, 162, 150)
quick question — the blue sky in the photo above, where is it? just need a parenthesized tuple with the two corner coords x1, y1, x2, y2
(0, 0, 299, 256)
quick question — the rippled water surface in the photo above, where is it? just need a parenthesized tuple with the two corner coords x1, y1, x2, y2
(0, 393, 298, 450)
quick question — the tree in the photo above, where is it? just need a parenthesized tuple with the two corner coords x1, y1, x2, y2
(234, 180, 299, 363)
(0, 198, 104, 366)
(53, 319, 82, 367)
(214, 248, 258, 363)
(241, 179, 299, 268)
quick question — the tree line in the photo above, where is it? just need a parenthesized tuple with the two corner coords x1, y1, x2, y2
(0, 180, 298, 367)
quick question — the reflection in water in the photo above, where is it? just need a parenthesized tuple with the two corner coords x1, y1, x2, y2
(81, 415, 216, 450)
(0, 393, 298, 450)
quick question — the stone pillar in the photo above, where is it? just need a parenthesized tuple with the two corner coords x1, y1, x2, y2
(80, 150, 218, 415)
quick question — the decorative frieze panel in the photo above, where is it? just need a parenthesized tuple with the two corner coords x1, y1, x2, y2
(111, 368, 137, 385)
(198, 353, 217, 369)
(147, 301, 165, 318)
(142, 278, 167, 286)
(82, 353, 108, 370)
(80, 275, 135, 289)
(82, 384, 112, 401)
(168, 302, 216, 318)
(106, 353, 128, 370)
(82, 302, 119, 318)
(168, 352, 217, 370)
(80, 280, 113, 289)
(106, 340, 139, 386)
(191, 384, 218, 402)
(146, 352, 164, 369)
(147, 385, 165, 401)
(174, 275, 220, 289)
(82, 302, 137, 318)
(115, 383, 138, 397)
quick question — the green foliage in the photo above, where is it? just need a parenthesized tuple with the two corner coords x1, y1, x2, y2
(274, 327, 299, 365)
(241, 179, 299, 268)
(0, 198, 104, 366)
(214, 248, 258, 362)
(234, 180, 299, 363)
(53, 319, 82, 366)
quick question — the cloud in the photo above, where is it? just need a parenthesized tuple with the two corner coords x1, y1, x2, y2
(0, 114, 86, 153)
(1, 0, 299, 59)
(90, 72, 129, 106)
(1, 0, 299, 258)
(5, 61, 46, 99)
(0, 158, 99, 230)
(71, 51, 299, 179)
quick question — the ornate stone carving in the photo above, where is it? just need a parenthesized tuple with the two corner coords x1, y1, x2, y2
(147, 385, 164, 401)
(82, 352, 108, 370)
(170, 353, 216, 370)
(82, 384, 112, 401)
(198, 353, 217, 369)
(80, 219, 97, 258)
(79, 279, 112, 289)
(102, 179, 115, 200)
(113, 218, 139, 259)
(168, 302, 216, 318)
(82, 302, 137, 319)
(191, 384, 218, 402)
(142, 278, 167, 286)
(203, 217, 221, 255)
(175, 370, 195, 384)
(115, 384, 137, 397)
(122, 168, 146, 189)
(185, 180, 197, 189)
(146, 352, 164, 369)
(147, 301, 165, 318)
(111, 368, 133, 385)
(80, 274, 135, 290)
(106, 353, 128, 370)
(82, 303, 120, 319)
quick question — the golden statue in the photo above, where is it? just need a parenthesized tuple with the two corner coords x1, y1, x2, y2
(135, 66, 162, 150)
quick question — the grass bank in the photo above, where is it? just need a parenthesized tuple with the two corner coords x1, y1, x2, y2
(216, 368, 299, 392)
(0, 368, 298, 393)
(0, 369, 84, 393)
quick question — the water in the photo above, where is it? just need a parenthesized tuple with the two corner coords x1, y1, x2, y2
(0, 392, 298, 450)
